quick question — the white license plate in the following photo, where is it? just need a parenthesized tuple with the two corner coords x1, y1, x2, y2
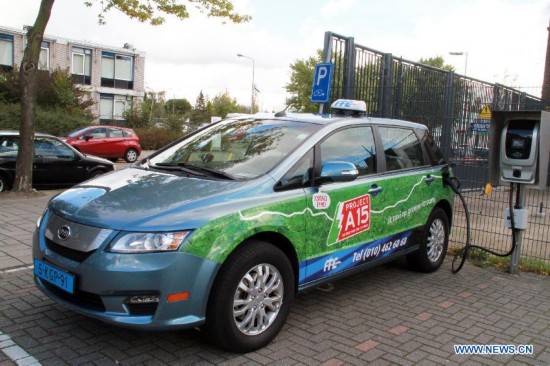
(34, 259, 75, 294)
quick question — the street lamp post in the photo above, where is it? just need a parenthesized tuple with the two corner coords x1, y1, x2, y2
(449, 51, 468, 76)
(237, 53, 255, 114)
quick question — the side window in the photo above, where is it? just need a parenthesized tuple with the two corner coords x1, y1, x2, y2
(34, 138, 57, 157)
(0, 137, 19, 157)
(84, 128, 107, 139)
(320, 127, 376, 176)
(423, 132, 445, 165)
(378, 127, 424, 171)
(275, 149, 313, 191)
(109, 128, 124, 138)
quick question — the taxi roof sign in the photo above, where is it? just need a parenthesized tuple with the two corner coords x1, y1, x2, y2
(331, 99, 367, 117)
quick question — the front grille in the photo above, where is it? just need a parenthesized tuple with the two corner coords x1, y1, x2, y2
(45, 238, 95, 263)
(126, 303, 159, 316)
(42, 281, 105, 312)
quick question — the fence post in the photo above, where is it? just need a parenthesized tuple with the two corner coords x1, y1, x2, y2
(393, 59, 404, 119)
(441, 71, 455, 161)
(342, 37, 356, 99)
(379, 53, 394, 118)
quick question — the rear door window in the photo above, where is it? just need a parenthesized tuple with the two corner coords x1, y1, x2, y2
(378, 127, 424, 171)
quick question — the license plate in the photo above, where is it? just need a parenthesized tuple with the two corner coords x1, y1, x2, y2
(34, 259, 75, 294)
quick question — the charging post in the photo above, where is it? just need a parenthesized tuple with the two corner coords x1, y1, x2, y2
(488, 111, 550, 274)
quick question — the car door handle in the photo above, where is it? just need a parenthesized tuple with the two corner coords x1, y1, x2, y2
(425, 175, 435, 185)
(368, 184, 383, 196)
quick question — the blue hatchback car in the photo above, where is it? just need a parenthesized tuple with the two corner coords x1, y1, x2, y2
(33, 100, 454, 352)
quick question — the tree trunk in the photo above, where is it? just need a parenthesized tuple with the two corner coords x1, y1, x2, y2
(13, 0, 55, 193)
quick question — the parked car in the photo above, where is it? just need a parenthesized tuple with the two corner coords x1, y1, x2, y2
(61, 125, 141, 163)
(0, 131, 114, 193)
(33, 100, 454, 352)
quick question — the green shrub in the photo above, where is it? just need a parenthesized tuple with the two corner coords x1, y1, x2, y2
(0, 102, 92, 136)
(135, 127, 186, 150)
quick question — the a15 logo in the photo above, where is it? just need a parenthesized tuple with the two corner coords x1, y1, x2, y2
(336, 194, 370, 241)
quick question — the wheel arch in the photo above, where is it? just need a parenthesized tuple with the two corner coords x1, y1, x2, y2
(247, 231, 300, 292)
(435, 199, 453, 227)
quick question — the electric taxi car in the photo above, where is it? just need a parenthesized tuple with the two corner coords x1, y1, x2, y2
(33, 100, 454, 352)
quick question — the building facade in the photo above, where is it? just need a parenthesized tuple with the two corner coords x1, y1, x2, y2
(0, 26, 145, 124)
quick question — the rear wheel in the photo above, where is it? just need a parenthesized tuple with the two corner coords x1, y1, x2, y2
(407, 207, 449, 272)
(203, 240, 295, 352)
(124, 148, 138, 163)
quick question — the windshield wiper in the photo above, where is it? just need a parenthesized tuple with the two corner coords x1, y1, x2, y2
(177, 163, 235, 180)
(151, 163, 207, 177)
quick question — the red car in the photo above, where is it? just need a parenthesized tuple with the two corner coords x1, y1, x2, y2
(62, 126, 141, 163)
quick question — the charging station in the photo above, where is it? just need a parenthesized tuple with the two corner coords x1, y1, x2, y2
(487, 110, 550, 273)
(489, 111, 550, 189)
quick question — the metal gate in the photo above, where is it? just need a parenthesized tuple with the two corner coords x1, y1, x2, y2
(322, 31, 550, 266)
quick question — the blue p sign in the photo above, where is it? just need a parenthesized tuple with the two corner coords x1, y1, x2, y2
(311, 63, 333, 103)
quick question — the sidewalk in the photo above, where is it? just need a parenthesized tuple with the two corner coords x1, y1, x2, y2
(0, 190, 61, 271)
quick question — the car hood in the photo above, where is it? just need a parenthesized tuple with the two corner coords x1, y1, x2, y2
(48, 167, 268, 231)
(82, 154, 114, 166)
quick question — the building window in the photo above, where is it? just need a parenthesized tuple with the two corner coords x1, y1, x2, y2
(71, 47, 92, 85)
(101, 52, 134, 89)
(0, 33, 14, 71)
(100, 94, 131, 122)
(38, 41, 50, 70)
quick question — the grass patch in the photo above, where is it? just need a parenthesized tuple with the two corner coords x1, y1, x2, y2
(448, 245, 550, 276)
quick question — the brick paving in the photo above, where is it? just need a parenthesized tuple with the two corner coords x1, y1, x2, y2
(0, 190, 549, 365)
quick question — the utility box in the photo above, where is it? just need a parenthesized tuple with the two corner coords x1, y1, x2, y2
(489, 111, 550, 190)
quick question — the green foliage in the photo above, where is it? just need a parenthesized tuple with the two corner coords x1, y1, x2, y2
(135, 126, 185, 150)
(285, 50, 323, 113)
(418, 56, 455, 71)
(165, 98, 192, 115)
(211, 89, 247, 118)
(0, 102, 91, 136)
(0, 67, 94, 135)
(85, 0, 251, 26)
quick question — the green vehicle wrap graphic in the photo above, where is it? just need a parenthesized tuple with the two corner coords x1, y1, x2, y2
(183, 167, 452, 286)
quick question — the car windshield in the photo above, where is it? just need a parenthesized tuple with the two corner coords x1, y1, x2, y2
(149, 118, 320, 179)
(67, 127, 91, 138)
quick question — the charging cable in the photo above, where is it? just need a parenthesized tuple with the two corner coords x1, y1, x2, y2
(441, 165, 518, 273)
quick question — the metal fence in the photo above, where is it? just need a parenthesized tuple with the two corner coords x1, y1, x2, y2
(322, 31, 550, 266)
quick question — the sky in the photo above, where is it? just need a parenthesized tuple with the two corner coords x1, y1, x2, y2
(1, 0, 549, 112)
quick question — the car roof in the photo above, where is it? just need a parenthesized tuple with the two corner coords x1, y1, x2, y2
(0, 130, 57, 138)
(233, 113, 428, 130)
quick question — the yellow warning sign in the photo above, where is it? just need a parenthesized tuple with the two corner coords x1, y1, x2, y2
(480, 105, 491, 119)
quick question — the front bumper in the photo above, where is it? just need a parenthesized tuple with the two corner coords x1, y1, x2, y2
(32, 210, 220, 331)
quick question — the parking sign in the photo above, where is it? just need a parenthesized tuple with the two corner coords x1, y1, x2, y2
(311, 63, 333, 103)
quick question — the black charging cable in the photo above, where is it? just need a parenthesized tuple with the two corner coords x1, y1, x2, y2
(441, 165, 518, 273)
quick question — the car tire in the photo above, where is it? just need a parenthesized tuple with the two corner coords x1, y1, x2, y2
(0, 174, 8, 193)
(88, 170, 106, 179)
(407, 207, 449, 273)
(124, 148, 139, 163)
(203, 240, 295, 353)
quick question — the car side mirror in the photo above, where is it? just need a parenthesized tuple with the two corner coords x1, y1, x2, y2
(318, 161, 359, 184)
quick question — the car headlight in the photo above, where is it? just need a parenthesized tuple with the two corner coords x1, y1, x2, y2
(108, 232, 190, 253)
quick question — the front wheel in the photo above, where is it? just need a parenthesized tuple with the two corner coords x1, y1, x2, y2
(203, 240, 295, 352)
(407, 207, 449, 272)
(0, 174, 8, 193)
(124, 148, 138, 163)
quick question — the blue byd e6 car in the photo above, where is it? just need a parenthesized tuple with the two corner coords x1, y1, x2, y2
(33, 100, 454, 352)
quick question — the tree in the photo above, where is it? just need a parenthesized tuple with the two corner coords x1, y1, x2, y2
(165, 98, 192, 115)
(418, 56, 455, 72)
(285, 50, 323, 113)
(13, 0, 250, 193)
(211, 90, 247, 118)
